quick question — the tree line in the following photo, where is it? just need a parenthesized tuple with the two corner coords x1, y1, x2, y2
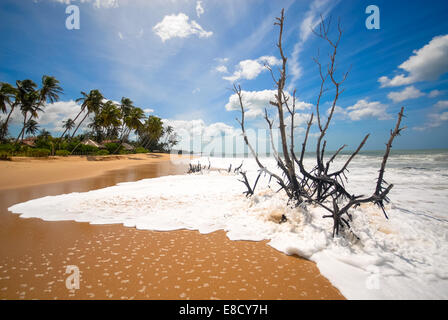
(0, 77, 178, 156)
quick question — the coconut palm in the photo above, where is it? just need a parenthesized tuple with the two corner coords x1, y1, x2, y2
(40, 75, 63, 104)
(38, 129, 52, 140)
(0, 82, 17, 140)
(14, 80, 38, 144)
(15, 76, 63, 144)
(98, 100, 122, 139)
(138, 116, 164, 150)
(71, 89, 103, 138)
(113, 106, 146, 153)
(24, 119, 40, 136)
(60, 118, 76, 138)
(0, 82, 16, 114)
(120, 97, 134, 119)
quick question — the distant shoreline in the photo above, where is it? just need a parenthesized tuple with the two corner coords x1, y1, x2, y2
(0, 153, 189, 190)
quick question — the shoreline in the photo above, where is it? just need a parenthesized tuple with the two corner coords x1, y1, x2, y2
(0, 153, 189, 190)
(0, 156, 344, 300)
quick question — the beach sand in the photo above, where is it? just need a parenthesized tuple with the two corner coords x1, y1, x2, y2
(0, 155, 344, 299)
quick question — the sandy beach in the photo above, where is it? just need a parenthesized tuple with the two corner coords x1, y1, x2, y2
(0, 153, 182, 190)
(0, 155, 344, 300)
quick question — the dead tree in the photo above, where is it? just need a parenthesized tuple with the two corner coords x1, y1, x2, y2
(235, 9, 406, 238)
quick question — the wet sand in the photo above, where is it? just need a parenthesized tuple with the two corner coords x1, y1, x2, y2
(0, 153, 181, 190)
(0, 158, 344, 300)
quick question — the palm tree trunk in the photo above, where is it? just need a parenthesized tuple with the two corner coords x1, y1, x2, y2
(0, 106, 15, 139)
(113, 126, 130, 154)
(70, 112, 89, 139)
(15, 112, 28, 144)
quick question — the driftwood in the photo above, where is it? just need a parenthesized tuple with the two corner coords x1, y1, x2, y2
(235, 10, 406, 238)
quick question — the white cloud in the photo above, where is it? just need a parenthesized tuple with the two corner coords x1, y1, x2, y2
(435, 100, 448, 109)
(411, 100, 448, 131)
(153, 13, 212, 42)
(163, 119, 239, 152)
(52, 0, 119, 8)
(215, 65, 228, 73)
(143, 108, 154, 114)
(215, 57, 229, 64)
(196, 1, 204, 18)
(10, 100, 89, 134)
(223, 56, 281, 82)
(387, 86, 425, 102)
(225, 89, 312, 119)
(378, 34, 448, 87)
(118, 32, 124, 40)
(334, 99, 391, 121)
(429, 89, 444, 98)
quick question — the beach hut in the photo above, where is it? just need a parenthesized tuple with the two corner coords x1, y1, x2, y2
(121, 143, 134, 151)
(82, 139, 104, 149)
(22, 137, 37, 147)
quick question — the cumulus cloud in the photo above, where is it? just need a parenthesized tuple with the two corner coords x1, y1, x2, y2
(333, 99, 391, 121)
(164, 119, 236, 138)
(52, 0, 119, 8)
(429, 89, 444, 98)
(378, 34, 448, 87)
(435, 100, 448, 109)
(225, 89, 312, 119)
(143, 108, 154, 114)
(153, 13, 212, 42)
(9, 100, 88, 134)
(215, 65, 228, 73)
(387, 86, 425, 102)
(196, 1, 204, 18)
(223, 56, 281, 82)
(162, 118, 255, 154)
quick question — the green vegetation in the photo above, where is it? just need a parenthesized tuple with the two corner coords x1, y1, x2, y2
(0, 76, 179, 157)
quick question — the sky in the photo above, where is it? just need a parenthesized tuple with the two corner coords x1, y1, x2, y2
(1, 0, 448, 153)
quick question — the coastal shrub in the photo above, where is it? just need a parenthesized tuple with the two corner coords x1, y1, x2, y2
(0, 143, 15, 154)
(28, 148, 51, 157)
(104, 143, 121, 154)
(56, 150, 70, 157)
(0, 152, 11, 161)
(96, 149, 109, 156)
(135, 147, 148, 154)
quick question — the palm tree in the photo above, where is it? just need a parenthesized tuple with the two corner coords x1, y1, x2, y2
(71, 89, 103, 139)
(60, 118, 76, 138)
(15, 76, 63, 144)
(25, 119, 40, 136)
(40, 75, 63, 104)
(38, 129, 51, 140)
(0, 82, 17, 140)
(138, 116, 164, 150)
(99, 100, 121, 140)
(120, 97, 134, 119)
(113, 106, 146, 153)
(0, 82, 15, 114)
(14, 80, 38, 144)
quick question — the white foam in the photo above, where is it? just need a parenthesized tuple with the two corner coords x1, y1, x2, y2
(8, 153, 448, 299)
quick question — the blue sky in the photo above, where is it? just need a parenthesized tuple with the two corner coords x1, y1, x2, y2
(1, 0, 448, 152)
